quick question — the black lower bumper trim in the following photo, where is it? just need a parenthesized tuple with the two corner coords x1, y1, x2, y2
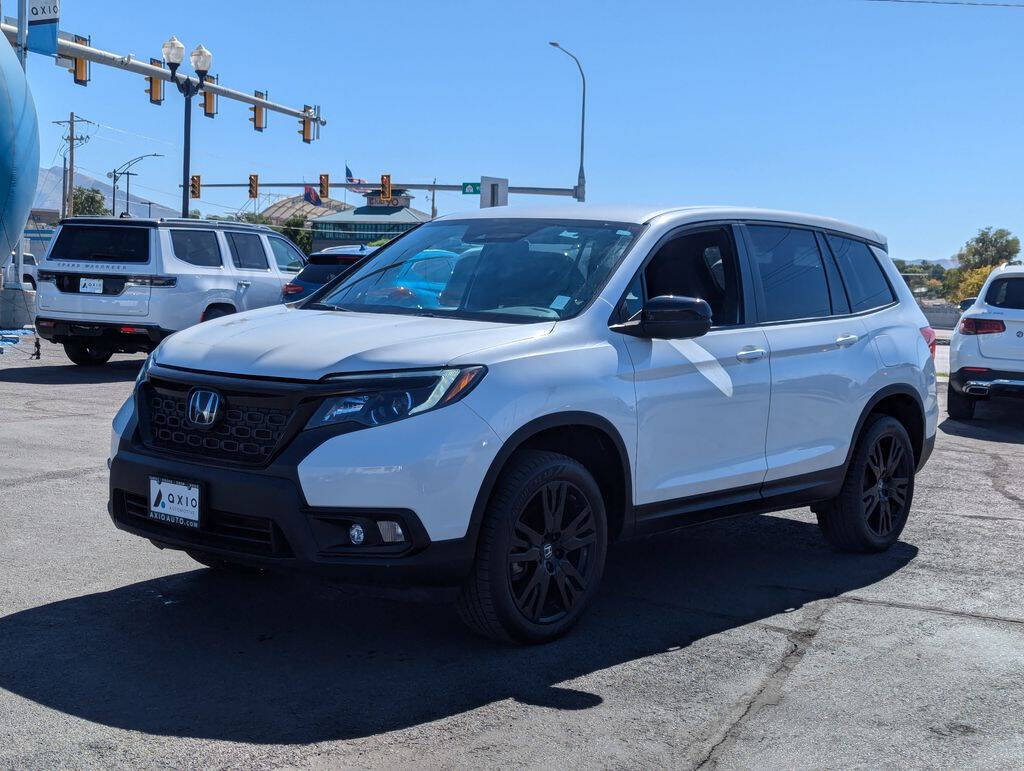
(36, 318, 169, 353)
(108, 448, 475, 586)
(950, 367, 1024, 398)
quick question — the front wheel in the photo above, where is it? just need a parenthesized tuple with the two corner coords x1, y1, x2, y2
(63, 342, 113, 366)
(946, 382, 976, 420)
(817, 415, 915, 553)
(457, 450, 608, 644)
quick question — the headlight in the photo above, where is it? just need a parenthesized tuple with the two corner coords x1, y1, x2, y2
(305, 366, 486, 430)
(135, 344, 163, 387)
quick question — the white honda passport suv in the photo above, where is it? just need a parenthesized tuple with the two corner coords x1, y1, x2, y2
(35, 217, 306, 365)
(108, 206, 938, 643)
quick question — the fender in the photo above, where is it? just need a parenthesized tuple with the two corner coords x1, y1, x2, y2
(466, 411, 634, 546)
(842, 383, 926, 472)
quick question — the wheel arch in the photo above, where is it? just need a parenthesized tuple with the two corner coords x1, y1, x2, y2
(201, 302, 237, 321)
(847, 384, 927, 471)
(469, 411, 633, 546)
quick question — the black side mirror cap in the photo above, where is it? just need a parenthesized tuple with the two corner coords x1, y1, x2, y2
(612, 295, 712, 340)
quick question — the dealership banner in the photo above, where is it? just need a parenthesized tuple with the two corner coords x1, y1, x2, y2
(26, 2, 59, 57)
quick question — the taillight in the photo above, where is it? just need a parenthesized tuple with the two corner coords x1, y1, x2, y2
(37, 270, 56, 282)
(125, 276, 177, 287)
(282, 283, 304, 295)
(388, 286, 414, 299)
(919, 326, 937, 358)
(959, 317, 1006, 335)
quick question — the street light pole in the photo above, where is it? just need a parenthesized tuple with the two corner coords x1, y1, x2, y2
(162, 37, 212, 217)
(108, 153, 163, 217)
(549, 41, 586, 202)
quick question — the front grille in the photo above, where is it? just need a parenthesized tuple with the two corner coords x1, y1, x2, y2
(140, 380, 292, 465)
(118, 491, 292, 557)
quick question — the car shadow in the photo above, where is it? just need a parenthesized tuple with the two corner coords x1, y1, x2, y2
(0, 514, 915, 744)
(939, 397, 1024, 445)
(0, 357, 142, 385)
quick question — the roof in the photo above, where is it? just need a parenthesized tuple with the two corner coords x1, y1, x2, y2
(989, 262, 1024, 277)
(59, 216, 274, 233)
(259, 194, 351, 225)
(435, 205, 887, 246)
(312, 206, 432, 225)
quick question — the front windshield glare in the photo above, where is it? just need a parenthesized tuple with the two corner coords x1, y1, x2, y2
(308, 218, 641, 323)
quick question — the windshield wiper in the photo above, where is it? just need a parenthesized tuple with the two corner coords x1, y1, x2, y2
(304, 302, 347, 311)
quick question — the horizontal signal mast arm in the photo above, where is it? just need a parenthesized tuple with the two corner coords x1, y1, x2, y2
(0, 21, 326, 125)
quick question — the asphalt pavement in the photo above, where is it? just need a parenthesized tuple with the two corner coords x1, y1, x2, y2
(0, 343, 1021, 769)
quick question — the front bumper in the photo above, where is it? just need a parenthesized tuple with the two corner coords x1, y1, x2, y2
(109, 447, 476, 586)
(36, 317, 169, 353)
(950, 368, 1024, 399)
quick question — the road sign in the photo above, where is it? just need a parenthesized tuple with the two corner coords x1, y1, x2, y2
(462, 182, 481, 195)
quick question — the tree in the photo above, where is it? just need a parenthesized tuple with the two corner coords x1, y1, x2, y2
(72, 186, 110, 216)
(942, 267, 962, 300)
(280, 215, 312, 254)
(953, 227, 1019, 271)
(952, 266, 993, 303)
(189, 208, 201, 219)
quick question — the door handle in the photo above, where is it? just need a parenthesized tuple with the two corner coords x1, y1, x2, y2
(237, 280, 251, 288)
(736, 348, 767, 362)
(835, 334, 859, 348)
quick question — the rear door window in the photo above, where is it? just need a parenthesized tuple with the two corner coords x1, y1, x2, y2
(746, 225, 831, 322)
(227, 232, 269, 270)
(985, 277, 1024, 309)
(296, 264, 350, 284)
(50, 225, 150, 263)
(170, 229, 222, 267)
(825, 234, 895, 312)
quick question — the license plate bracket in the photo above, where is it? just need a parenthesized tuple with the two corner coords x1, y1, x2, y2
(148, 477, 201, 529)
(79, 277, 104, 294)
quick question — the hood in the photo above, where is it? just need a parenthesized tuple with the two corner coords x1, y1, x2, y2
(156, 305, 554, 379)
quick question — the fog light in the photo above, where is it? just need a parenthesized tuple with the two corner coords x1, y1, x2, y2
(377, 520, 405, 544)
(348, 523, 365, 545)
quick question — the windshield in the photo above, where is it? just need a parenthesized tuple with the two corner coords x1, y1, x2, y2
(309, 218, 642, 322)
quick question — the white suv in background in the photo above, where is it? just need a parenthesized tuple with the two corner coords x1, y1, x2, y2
(35, 217, 306, 365)
(108, 206, 938, 643)
(948, 262, 1024, 419)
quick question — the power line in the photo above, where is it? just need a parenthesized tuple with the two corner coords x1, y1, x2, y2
(861, 0, 1024, 7)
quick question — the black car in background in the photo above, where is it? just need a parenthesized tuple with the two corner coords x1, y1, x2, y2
(282, 245, 375, 301)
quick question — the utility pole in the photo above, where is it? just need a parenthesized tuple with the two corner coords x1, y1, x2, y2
(60, 157, 68, 218)
(52, 113, 91, 217)
(431, 177, 437, 220)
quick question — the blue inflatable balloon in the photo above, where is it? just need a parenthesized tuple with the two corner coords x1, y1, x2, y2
(0, 35, 40, 259)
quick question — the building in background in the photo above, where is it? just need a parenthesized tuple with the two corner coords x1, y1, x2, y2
(311, 188, 430, 250)
(259, 194, 350, 226)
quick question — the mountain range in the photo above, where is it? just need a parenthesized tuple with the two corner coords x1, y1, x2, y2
(34, 165, 178, 219)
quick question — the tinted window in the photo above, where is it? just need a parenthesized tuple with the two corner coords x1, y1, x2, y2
(268, 238, 305, 272)
(407, 256, 455, 283)
(643, 228, 742, 325)
(50, 225, 149, 263)
(296, 264, 350, 284)
(826, 235, 894, 312)
(227, 232, 269, 270)
(747, 226, 831, 322)
(170, 229, 222, 267)
(985, 277, 1024, 309)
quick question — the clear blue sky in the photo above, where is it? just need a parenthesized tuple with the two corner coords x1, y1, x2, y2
(24, 0, 1024, 260)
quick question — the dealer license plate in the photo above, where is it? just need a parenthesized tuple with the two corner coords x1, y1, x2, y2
(148, 477, 200, 529)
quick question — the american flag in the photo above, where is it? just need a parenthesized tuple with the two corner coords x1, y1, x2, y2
(346, 165, 372, 194)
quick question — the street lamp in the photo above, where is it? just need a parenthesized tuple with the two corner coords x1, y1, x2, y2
(107, 153, 163, 216)
(163, 36, 213, 217)
(549, 41, 586, 203)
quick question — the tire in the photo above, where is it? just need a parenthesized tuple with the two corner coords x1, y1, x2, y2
(456, 450, 608, 644)
(186, 549, 265, 574)
(63, 341, 113, 366)
(201, 306, 234, 322)
(817, 415, 915, 553)
(946, 382, 976, 420)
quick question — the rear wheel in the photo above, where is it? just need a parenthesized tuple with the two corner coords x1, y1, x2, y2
(63, 341, 113, 366)
(817, 415, 915, 553)
(946, 382, 976, 420)
(457, 450, 607, 644)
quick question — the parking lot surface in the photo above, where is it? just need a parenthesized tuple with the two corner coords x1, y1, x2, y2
(1, 345, 1021, 769)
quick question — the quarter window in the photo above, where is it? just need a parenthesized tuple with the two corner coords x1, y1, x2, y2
(227, 232, 269, 270)
(268, 238, 305, 273)
(985, 277, 1024, 309)
(170, 229, 222, 267)
(826, 235, 894, 313)
(747, 226, 831, 322)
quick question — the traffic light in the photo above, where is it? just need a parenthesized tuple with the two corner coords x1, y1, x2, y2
(298, 105, 313, 144)
(202, 75, 218, 118)
(249, 91, 266, 132)
(380, 174, 392, 202)
(189, 175, 201, 199)
(146, 58, 164, 104)
(70, 35, 90, 86)
(319, 174, 329, 199)
(248, 174, 259, 199)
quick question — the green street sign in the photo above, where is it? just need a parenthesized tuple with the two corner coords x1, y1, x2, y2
(462, 182, 481, 195)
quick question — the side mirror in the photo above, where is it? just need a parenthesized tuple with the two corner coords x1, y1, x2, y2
(614, 295, 712, 339)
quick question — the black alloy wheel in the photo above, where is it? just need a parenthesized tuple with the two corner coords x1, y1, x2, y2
(861, 432, 912, 538)
(508, 480, 597, 624)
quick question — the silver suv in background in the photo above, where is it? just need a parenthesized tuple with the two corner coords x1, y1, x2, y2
(35, 217, 306, 365)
